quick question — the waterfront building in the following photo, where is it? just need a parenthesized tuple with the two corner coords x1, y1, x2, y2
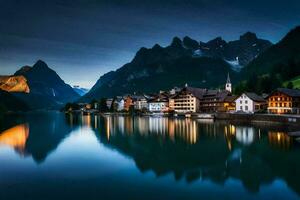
(124, 95, 134, 111)
(132, 95, 148, 110)
(169, 87, 204, 113)
(169, 75, 235, 113)
(223, 95, 237, 112)
(235, 93, 267, 113)
(267, 88, 300, 114)
(106, 98, 113, 109)
(199, 90, 235, 113)
(148, 93, 169, 113)
(113, 96, 125, 111)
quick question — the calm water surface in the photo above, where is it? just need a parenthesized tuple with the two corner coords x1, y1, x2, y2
(0, 112, 300, 200)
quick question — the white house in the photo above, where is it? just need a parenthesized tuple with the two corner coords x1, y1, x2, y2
(148, 94, 169, 113)
(235, 93, 267, 113)
(149, 101, 168, 112)
(113, 96, 125, 111)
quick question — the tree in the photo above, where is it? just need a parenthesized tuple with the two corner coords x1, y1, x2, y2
(64, 103, 73, 111)
(110, 98, 118, 112)
(99, 98, 109, 112)
(287, 81, 294, 89)
(90, 99, 98, 109)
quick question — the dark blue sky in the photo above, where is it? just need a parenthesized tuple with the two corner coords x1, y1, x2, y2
(0, 0, 299, 88)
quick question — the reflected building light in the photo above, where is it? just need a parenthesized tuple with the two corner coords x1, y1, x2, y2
(106, 117, 110, 141)
(268, 131, 292, 150)
(118, 117, 125, 134)
(69, 113, 73, 127)
(168, 119, 175, 141)
(94, 115, 98, 129)
(224, 124, 236, 151)
(134, 118, 148, 136)
(230, 125, 236, 136)
(81, 114, 91, 127)
(124, 117, 133, 135)
(0, 124, 29, 154)
(236, 127, 255, 145)
(190, 121, 197, 144)
(227, 140, 232, 151)
(173, 119, 198, 144)
(149, 117, 168, 135)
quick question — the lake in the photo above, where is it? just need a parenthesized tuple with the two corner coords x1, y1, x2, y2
(0, 112, 300, 200)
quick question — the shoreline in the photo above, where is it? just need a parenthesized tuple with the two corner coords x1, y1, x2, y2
(65, 110, 300, 126)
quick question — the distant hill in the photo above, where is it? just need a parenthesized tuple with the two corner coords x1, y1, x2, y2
(82, 32, 271, 101)
(236, 26, 300, 94)
(72, 86, 89, 96)
(12, 60, 80, 109)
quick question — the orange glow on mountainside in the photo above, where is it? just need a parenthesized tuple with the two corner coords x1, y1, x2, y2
(0, 75, 30, 93)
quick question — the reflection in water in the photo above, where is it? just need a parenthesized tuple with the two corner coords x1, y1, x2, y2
(67, 114, 300, 195)
(235, 127, 255, 145)
(0, 112, 76, 163)
(0, 123, 29, 154)
(268, 131, 293, 150)
(1, 113, 300, 199)
(68, 114, 297, 151)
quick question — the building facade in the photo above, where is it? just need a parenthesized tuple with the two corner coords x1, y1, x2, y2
(169, 75, 235, 113)
(124, 96, 134, 111)
(148, 94, 169, 113)
(112, 97, 125, 111)
(235, 93, 267, 113)
(267, 88, 300, 114)
(169, 87, 203, 113)
(199, 90, 234, 113)
(106, 98, 113, 109)
(133, 95, 148, 110)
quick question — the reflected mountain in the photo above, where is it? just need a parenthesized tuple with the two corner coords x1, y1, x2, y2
(0, 123, 29, 155)
(0, 112, 76, 163)
(2, 113, 300, 196)
(67, 115, 300, 195)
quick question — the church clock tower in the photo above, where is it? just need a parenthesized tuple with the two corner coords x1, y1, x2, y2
(225, 73, 232, 93)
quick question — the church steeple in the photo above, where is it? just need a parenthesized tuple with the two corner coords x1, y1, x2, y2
(225, 73, 232, 93)
(226, 73, 231, 84)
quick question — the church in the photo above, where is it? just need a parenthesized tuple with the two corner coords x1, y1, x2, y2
(169, 74, 237, 113)
(199, 73, 236, 113)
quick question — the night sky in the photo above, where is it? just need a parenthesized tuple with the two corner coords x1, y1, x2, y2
(0, 0, 299, 88)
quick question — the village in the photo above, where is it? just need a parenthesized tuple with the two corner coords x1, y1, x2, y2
(66, 74, 300, 122)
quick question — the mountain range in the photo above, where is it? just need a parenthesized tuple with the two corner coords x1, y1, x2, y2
(81, 32, 272, 101)
(0, 60, 79, 110)
(1, 26, 300, 110)
(236, 26, 300, 94)
(72, 86, 89, 96)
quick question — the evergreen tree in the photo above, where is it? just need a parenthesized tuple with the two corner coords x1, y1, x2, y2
(287, 81, 294, 89)
(99, 98, 109, 112)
